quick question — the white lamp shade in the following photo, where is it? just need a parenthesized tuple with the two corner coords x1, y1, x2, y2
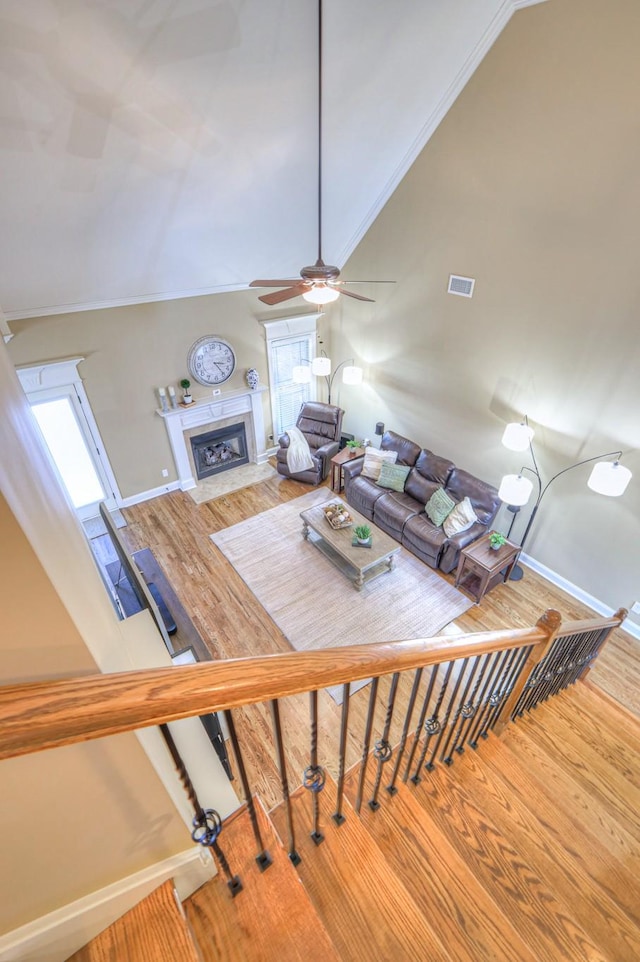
(587, 461, 632, 496)
(292, 365, 311, 384)
(311, 356, 331, 376)
(499, 473, 534, 506)
(502, 421, 535, 452)
(342, 365, 363, 386)
(302, 284, 339, 304)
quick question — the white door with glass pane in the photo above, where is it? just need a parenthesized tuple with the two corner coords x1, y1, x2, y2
(266, 321, 318, 439)
(30, 387, 116, 520)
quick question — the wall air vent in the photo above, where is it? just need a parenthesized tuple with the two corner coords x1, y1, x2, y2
(448, 275, 475, 298)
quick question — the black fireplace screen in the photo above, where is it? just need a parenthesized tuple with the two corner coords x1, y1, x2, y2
(190, 422, 249, 480)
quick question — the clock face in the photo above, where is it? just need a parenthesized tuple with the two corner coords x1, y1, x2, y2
(187, 336, 236, 386)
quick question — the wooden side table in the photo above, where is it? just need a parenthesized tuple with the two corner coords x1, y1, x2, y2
(329, 447, 364, 493)
(454, 533, 519, 604)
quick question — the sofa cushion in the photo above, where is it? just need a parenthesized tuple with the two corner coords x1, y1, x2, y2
(402, 513, 448, 567)
(425, 487, 457, 526)
(443, 496, 478, 537)
(415, 450, 455, 485)
(376, 461, 411, 492)
(380, 431, 422, 466)
(373, 492, 421, 539)
(344, 474, 385, 520)
(361, 446, 398, 481)
(445, 468, 501, 526)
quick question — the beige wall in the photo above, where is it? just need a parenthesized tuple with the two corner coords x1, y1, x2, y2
(335, 0, 640, 612)
(0, 492, 191, 933)
(6, 294, 277, 497)
(4, 0, 638, 616)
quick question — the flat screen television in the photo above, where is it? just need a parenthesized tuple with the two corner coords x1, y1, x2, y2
(99, 502, 173, 654)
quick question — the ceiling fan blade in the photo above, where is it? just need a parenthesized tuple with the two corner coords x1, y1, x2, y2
(249, 279, 301, 288)
(258, 284, 309, 305)
(333, 280, 396, 285)
(338, 288, 375, 303)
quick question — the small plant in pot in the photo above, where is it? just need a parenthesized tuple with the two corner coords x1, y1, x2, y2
(354, 524, 371, 545)
(345, 439, 361, 457)
(180, 378, 193, 404)
(489, 531, 507, 550)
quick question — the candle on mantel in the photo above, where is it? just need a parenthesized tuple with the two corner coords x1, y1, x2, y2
(167, 385, 178, 409)
(157, 387, 168, 412)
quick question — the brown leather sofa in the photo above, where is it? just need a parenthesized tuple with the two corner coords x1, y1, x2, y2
(276, 401, 344, 485)
(342, 430, 501, 573)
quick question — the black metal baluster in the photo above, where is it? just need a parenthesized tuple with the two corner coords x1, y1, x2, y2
(482, 647, 526, 737)
(368, 672, 400, 810)
(469, 649, 511, 748)
(547, 634, 578, 699)
(411, 661, 454, 784)
(387, 667, 423, 795)
(303, 689, 326, 844)
(565, 630, 593, 689)
(440, 656, 480, 764)
(403, 664, 439, 783)
(332, 682, 351, 825)
(535, 635, 572, 707)
(571, 629, 601, 685)
(160, 723, 242, 896)
(354, 677, 380, 813)
(269, 699, 301, 866)
(424, 657, 469, 771)
(452, 651, 495, 756)
(512, 649, 545, 719)
(223, 709, 272, 871)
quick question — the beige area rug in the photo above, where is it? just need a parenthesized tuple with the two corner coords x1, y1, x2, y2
(188, 462, 277, 505)
(210, 490, 473, 702)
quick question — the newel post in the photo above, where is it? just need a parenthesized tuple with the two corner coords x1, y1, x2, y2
(493, 609, 563, 737)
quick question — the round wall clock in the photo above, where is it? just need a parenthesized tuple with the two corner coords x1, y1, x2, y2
(187, 336, 236, 386)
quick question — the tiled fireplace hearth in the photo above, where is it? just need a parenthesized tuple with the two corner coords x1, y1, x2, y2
(157, 386, 268, 491)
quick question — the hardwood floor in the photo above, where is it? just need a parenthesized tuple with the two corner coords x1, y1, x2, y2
(114, 471, 638, 812)
(75, 476, 639, 961)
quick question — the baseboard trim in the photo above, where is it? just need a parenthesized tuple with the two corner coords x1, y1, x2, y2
(0, 847, 214, 962)
(519, 553, 640, 641)
(120, 481, 181, 507)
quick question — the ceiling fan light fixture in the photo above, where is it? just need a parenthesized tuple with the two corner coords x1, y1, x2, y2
(302, 284, 339, 305)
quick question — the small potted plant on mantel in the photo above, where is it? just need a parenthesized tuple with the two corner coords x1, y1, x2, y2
(180, 378, 193, 405)
(489, 531, 507, 551)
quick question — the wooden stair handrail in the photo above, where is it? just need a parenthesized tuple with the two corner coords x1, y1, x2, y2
(0, 626, 550, 761)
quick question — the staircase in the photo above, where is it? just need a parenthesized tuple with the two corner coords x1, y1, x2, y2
(69, 680, 640, 962)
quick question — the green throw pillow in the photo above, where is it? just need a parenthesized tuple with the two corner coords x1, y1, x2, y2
(425, 487, 457, 526)
(376, 461, 411, 492)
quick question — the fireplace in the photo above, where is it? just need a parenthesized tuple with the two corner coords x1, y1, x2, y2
(190, 422, 249, 480)
(157, 386, 268, 491)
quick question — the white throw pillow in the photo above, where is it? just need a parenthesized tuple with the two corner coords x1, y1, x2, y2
(361, 446, 398, 481)
(443, 496, 478, 538)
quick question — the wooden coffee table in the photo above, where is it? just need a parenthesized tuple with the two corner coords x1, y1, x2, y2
(300, 499, 400, 590)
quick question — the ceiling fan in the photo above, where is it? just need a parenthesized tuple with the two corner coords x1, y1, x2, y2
(249, 0, 394, 307)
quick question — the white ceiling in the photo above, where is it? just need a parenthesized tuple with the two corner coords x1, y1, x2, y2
(0, 0, 544, 319)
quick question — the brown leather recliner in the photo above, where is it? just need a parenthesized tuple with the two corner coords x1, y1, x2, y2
(276, 402, 344, 485)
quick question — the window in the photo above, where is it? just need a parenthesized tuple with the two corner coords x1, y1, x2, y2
(264, 315, 320, 439)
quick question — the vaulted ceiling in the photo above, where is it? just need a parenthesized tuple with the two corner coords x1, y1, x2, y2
(0, 0, 543, 319)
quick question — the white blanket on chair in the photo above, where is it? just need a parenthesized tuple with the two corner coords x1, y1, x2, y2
(286, 426, 315, 473)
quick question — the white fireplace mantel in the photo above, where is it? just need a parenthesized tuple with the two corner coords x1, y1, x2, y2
(157, 385, 268, 490)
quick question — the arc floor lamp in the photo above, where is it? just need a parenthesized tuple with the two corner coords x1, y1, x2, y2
(498, 415, 632, 581)
(292, 349, 362, 404)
